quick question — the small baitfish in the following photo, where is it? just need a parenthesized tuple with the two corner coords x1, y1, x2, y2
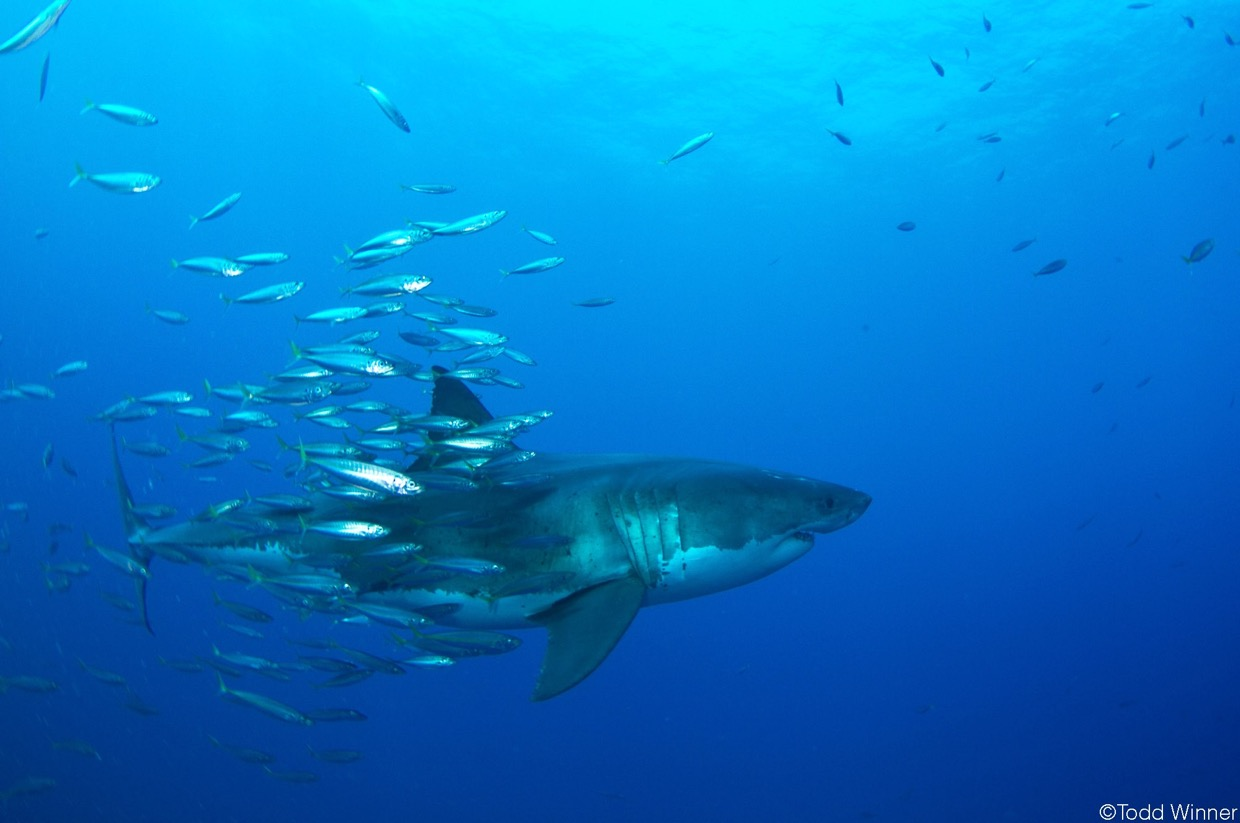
(500, 256, 565, 277)
(233, 251, 289, 266)
(356, 78, 409, 132)
(0, 0, 72, 55)
(400, 183, 455, 194)
(1033, 259, 1067, 277)
(80, 99, 158, 126)
(1181, 238, 1214, 265)
(521, 226, 557, 245)
(660, 131, 713, 164)
(221, 281, 304, 306)
(189, 192, 241, 228)
(69, 163, 160, 194)
(431, 210, 507, 236)
(216, 673, 313, 725)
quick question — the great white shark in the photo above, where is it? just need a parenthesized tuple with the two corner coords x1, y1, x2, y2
(111, 374, 870, 700)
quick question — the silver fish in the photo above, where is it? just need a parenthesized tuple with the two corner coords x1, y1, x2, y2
(400, 183, 454, 194)
(189, 192, 242, 228)
(38, 52, 49, 101)
(171, 256, 249, 277)
(221, 281, 304, 306)
(80, 100, 158, 126)
(233, 251, 289, 266)
(216, 673, 313, 725)
(356, 79, 409, 132)
(521, 226, 557, 245)
(69, 163, 159, 194)
(431, 210, 507, 236)
(0, 0, 72, 55)
(500, 256, 565, 278)
(661, 132, 713, 164)
(1182, 238, 1214, 265)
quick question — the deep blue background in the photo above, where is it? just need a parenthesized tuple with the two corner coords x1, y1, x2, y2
(2, 1, 1238, 820)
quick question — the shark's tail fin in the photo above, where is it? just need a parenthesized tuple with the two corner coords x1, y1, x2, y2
(109, 423, 154, 635)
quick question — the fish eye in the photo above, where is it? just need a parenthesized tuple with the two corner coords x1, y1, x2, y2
(825, 496, 835, 509)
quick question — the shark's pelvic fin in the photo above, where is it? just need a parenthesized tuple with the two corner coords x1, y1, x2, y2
(530, 575, 646, 701)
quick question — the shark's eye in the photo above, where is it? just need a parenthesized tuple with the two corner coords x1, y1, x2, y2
(825, 496, 835, 509)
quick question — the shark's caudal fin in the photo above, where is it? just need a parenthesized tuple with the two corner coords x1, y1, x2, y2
(109, 424, 154, 635)
(529, 575, 646, 701)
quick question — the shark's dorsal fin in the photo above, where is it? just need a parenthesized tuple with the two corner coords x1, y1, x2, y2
(529, 575, 646, 701)
(409, 367, 498, 473)
(430, 365, 493, 425)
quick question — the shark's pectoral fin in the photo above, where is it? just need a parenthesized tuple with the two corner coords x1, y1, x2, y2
(529, 575, 645, 702)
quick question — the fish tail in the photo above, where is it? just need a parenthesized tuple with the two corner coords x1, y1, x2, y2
(108, 422, 154, 635)
(188, 215, 199, 230)
(134, 576, 153, 635)
(499, 269, 510, 278)
(170, 258, 180, 268)
(68, 162, 85, 187)
(215, 670, 228, 695)
(657, 158, 670, 165)
(219, 293, 232, 308)
(80, 98, 94, 114)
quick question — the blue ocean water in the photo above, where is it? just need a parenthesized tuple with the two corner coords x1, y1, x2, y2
(2, 0, 1238, 819)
